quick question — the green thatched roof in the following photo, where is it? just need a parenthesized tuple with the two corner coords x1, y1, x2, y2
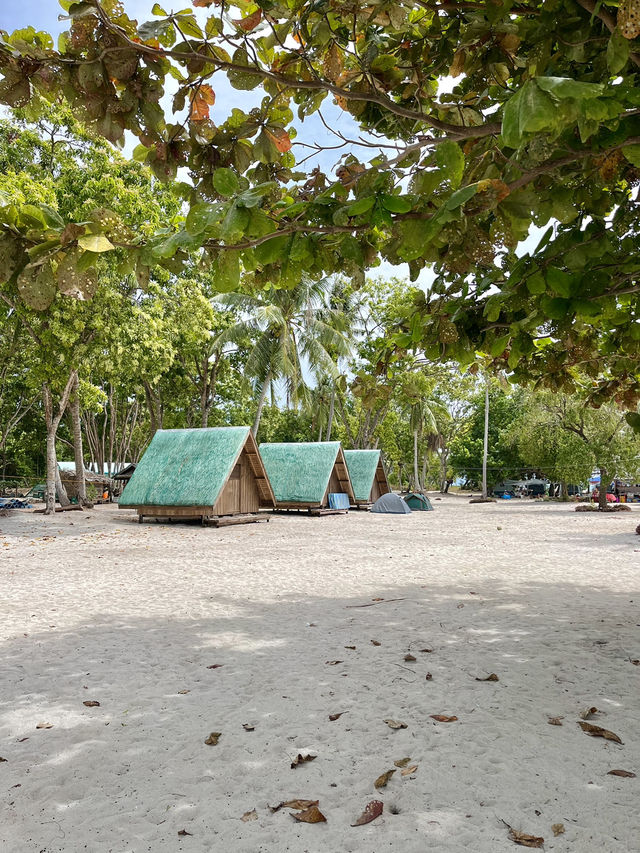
(259, 441, 345, 504)
(120, 427, 250, 508)
(343, 449, 382, 502)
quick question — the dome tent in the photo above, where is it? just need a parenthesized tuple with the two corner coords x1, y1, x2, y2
(404, 492, 433, 511)
(371, 493, 411, 514)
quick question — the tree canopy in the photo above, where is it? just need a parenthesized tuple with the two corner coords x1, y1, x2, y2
(1, 0, 640, 407)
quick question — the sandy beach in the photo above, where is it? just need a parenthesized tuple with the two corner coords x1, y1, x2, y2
(1, 497, 639, 852)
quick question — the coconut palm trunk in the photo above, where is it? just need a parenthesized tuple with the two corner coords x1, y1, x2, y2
(325, 388, 335, 441)
(413, 429, 420, 492)
(252, 372, 271, 437)
(482, 380, 489, 499)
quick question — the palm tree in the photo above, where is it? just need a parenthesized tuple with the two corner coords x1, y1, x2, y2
(214, 277, 351, 436)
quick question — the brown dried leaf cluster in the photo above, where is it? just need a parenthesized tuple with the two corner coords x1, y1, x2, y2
(578, 722, 623, 744)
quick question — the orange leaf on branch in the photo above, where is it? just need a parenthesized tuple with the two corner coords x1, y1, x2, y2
(190, 85, 216, 122)
(264, 127, 292, 153)
(233, 9, 262, 32)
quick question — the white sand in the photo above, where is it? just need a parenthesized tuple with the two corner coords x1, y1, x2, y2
(1, 497, 639, 852)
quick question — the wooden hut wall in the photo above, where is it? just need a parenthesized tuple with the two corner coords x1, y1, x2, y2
(213, 448, 261, 516)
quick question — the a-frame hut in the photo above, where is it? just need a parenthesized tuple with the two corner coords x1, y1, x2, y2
(343, 449, 391, 509)
(119, 427, 275, 526)
(259, 441, 355, 514)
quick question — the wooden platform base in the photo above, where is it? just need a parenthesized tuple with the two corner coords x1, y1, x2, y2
(134, 508, 270, 527)
(352, 502, 372, 511)
(273, 506, 349, 517)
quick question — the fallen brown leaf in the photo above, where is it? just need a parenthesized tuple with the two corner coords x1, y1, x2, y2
(547, 716, 564, 726)
(404, 654, 416, 662)
(394, 757, 411, 767)
(425, 672, 433, 680)
(344, 645, 356, 650)
(371, 640, 381, 646)
(631, 659, 639, 666)
(207, 664, 223, 669)
(17, 738, 28, 743)
(383, 718, 407, 729)
(475, 674, 499, 682)
(291, 804, 326, 823)
(0, 757, 6, 762)
(607, 769, 636, 777)
(270, 799, 319, 813)
(325, 660, 343, 665)
(242, 723, 255, 731)
(204, 732, 221, 746)
(83, 700, 100, 707)
(177, 690, 190, 695)
(374, 769, 396, 789)
(351, 800, 383, 826)
(419, 648, 433, 653)
(552, 823, 565, 836)
(507, 827, 544, 848)
(241, 809, 258, 822)
(401, 764, 418, 776)
(372, 597, 384, 601)
(579, 706, 599, 720)
(430, 715, 458, 723)
(291, 753, 316, 769)
(36, 722, 53, 729)
(329, 713, 345, 721)
(177, 828, 193, 836)
(578, 721, 623, 744)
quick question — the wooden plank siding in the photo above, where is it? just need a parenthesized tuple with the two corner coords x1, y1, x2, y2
(213, 450, 261, 516)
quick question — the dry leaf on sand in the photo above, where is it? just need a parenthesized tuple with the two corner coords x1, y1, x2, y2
(383, 718, 407, 729)
(270, 799, 319, 813)
(177, 828, 193, 836)
(430, 715, 458, 723)
(177, 690, 190, 695)
(425, 672, 433, 680)
(291, 753, 316, 769)
(325, 660, 343, 666)
(371, 640, 381, 646)
(394, 757, 411, 767)
(204, 732, 221, 746)
(344, 645, 356, 650)
(329, 713, 345, 721)
(83, 700, 100, 707)
(241, 809, 258, 822)
(404, 654, 416, 662)
(401, 764, 418, 776)
(419, 648, 433, 653)
(506, 826, 544, 848)
(607, 769, 636, 778)
(242, 723, 255, 731)
(552, 823, 565, 836)
(291, 804, 326, 823)
(351, 800, 383, 826)
(579, 706, 599, 720)
(547, 716, 564, 726)
(36, 722, 53, 729)
(0, 757, 6, 762)
(475, 674, 499, 682)
(374, 769, 396, 789)
(207, 664, 223, 669)
(578, 722, 623, 744)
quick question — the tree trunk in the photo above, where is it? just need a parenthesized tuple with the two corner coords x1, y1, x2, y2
(598, 466, 608, 510)
(42, 374, 76, 515)
(252, 373, 270, 437)
(325, 388, 335, 441)
(439, 450, 448, 493)
(70, 376, 88, 506)
(413, 429, 420, 492)
(482, 381, 489, 499)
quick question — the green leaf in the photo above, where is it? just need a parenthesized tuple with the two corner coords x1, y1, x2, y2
(622, 144, 640, 166)
(77, 233, 115, 253)
(445, 184, 477, 210)
(254, 235, 288, 265)
(185, 202, 222, 235)
(214, 250, 240, 292)
(625, 412, 640, 433)
(435, 141, 465, 189)
(545, 268, 573, 297)
(540, 295, 570, 320)
(347, 196, 375, 215)
(490, 333, 511, 356)
(607, 30, 630, 74)
(151, 3, 167, 14)
(212, 168, 239, 197)
(380, 194, 412, 213)
(526, 272, 546, 294)
(535, 76, 604, 100)
(17, 262, 56, 310)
